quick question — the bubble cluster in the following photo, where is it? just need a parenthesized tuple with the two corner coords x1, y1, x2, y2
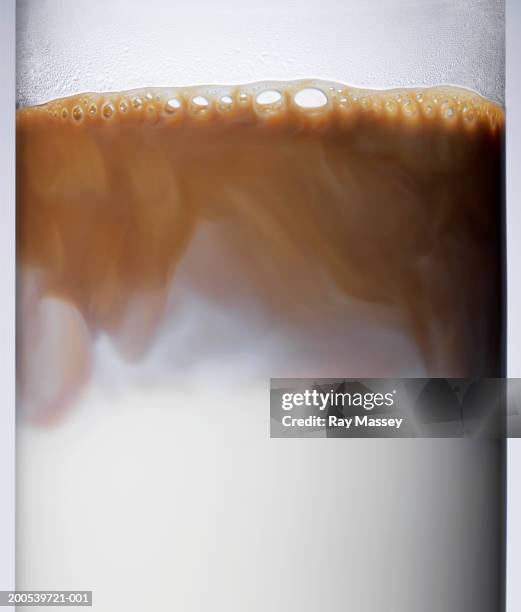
(19, 80, 504, 133)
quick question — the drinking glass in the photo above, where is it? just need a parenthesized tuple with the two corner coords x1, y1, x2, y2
(16, 1, 505, 611)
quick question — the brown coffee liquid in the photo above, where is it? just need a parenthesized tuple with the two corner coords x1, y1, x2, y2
(16, 80, 504, 420)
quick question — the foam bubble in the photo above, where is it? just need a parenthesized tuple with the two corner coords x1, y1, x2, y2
(131, 96, 143, 109)
(191, 96, 210, 114)
(254, 90, 283, 116)
(441, 101, 456, 119)
(102, 103, 115, 119)
(371, 96, 383, 112)
(402, 98, 418, 118)
(294, 88, 328, 110)
(384, 99, 398, 115)
(422, 101, 435, 117)
(72, 106, 83, 121)
(462, 105, 476, 123)
(165, 98, 181, 114)
(218, 95, 233, 112)
(255, 90, 282, 109)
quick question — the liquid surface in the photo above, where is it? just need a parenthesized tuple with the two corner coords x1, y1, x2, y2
(17, 80, 505, 421)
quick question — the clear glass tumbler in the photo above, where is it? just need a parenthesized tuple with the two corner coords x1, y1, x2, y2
(16, 1, 505, 611)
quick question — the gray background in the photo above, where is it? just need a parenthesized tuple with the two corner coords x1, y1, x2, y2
(506, 2, 521, 611)
(0, 3, 15, 612)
